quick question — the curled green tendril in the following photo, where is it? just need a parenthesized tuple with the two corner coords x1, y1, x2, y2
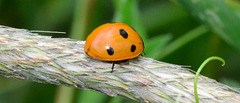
(194, 56, 225, 103)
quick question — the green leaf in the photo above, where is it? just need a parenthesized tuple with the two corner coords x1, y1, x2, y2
(157, 25, 209, 59)
(112, 0, 147, 40)
(109, 97, 122, 103)
(142, 2, 189, 31)
(176, 0, 240, 51)
(144, 34, 172, 59)
(77, 90, 109, 103)
(70, 0, 97, 40)
(54, 86, 75, 103)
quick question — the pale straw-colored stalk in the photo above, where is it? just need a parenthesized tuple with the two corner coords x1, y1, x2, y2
(0, 25, 239, 103)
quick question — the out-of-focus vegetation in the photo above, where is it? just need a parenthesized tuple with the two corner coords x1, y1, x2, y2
(0, 0, 239, 103)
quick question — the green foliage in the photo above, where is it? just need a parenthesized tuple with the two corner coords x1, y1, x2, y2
(144, 34, 171, 58)
(194, 56, 225, 103)
(76, 90, 110, 103)
(177, 0, 240, 51)
(0, 0, 240, 103)
(70, 0, 97, 40)
(112, 0, 147, 40)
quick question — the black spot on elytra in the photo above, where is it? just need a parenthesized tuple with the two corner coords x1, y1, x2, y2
(106, 46, 114, 55)
(131, 45, 136, 52)
(119, 29, 128, 39)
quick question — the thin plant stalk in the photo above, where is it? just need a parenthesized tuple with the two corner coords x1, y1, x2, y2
(0, 25, 239, 103)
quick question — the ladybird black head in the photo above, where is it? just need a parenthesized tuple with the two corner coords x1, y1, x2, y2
(119, 29, 128, 39)
(131, 45, 136, 52)
(106, 46, 114, 55)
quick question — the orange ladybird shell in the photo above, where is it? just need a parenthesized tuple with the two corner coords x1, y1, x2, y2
(84, 22, 144, 61)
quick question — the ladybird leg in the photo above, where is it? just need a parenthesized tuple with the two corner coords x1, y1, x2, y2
(111, 62, 115, 73)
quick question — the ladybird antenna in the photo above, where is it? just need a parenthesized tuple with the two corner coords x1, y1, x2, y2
(111, 62, 115, 73)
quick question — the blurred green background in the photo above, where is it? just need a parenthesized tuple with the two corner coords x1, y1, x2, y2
(0, 0, 240, 103)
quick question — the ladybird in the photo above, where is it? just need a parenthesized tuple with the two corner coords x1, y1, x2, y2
(84, 22, 144, 72)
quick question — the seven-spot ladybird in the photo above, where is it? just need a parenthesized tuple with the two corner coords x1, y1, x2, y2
(84, 22, 144, 72)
